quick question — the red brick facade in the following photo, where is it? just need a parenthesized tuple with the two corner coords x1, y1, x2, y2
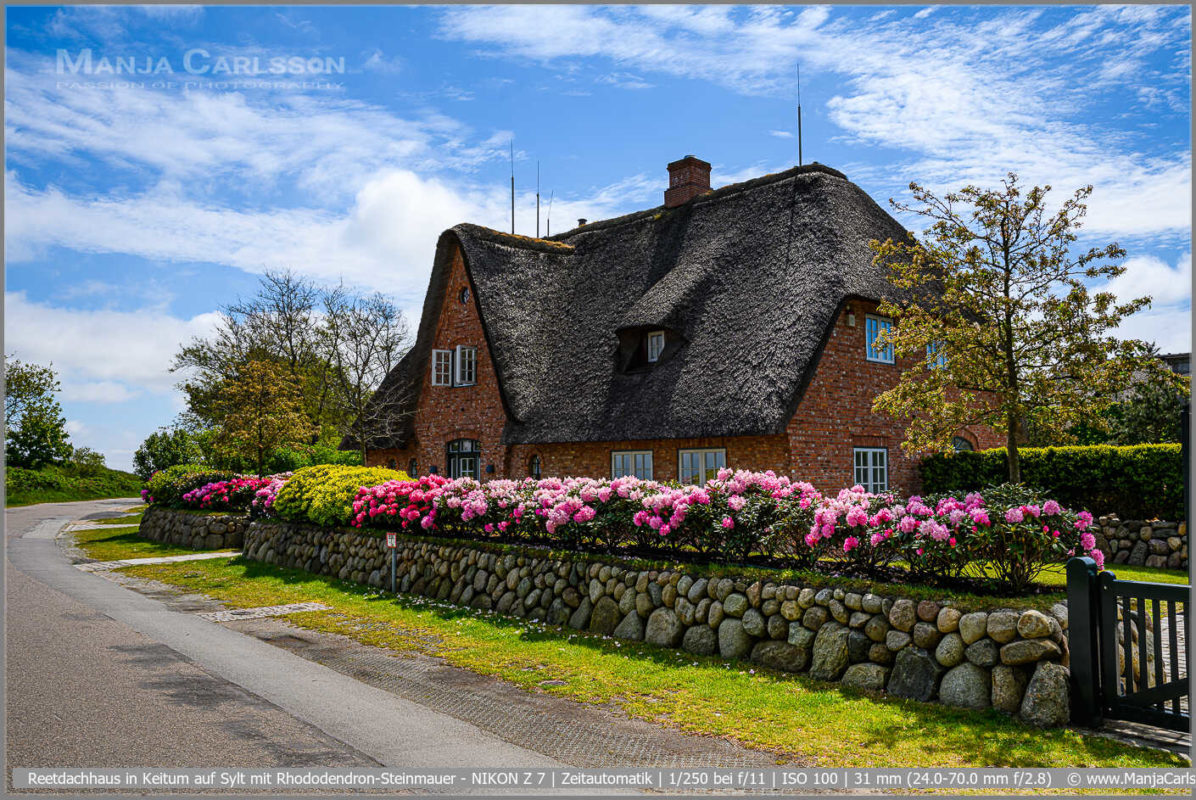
(367, 242, 1000, 494)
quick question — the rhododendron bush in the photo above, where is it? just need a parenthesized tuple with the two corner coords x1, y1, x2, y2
(249, 467, 1100, 593)
(181, 476, 274, 512)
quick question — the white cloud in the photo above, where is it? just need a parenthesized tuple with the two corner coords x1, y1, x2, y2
(1100, 252, 1192, 353)
(440, 5, 1191, 240)
(362, 48, 403, 74)
(1104, 252, 1192, 308)
(3, 60, 498, 198)
(3, 291, 221, 397)
(5, 168, 652, 307)
(768, 129, 794, 139)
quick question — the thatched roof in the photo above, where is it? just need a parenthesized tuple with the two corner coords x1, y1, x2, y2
(362, 163, 909, 449)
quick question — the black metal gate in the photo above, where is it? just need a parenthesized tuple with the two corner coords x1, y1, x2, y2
(1067, 556, 1189, 731)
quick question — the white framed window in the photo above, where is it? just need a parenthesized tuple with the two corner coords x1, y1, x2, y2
(647, 331, 665, 363)
(865, 315, 894, 364)
(927, 341, 947, 369)
(678, 448, 726, 485)
(611, 450, 653, 480)
(853, 447, 888, 493)
(454, 345, 477, 386)
(447, 439, 480, 479)
(431, 349, 452, 386)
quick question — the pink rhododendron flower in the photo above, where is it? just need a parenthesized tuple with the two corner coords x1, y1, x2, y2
(1004, 508, 1024, 523)
(721, 516, 735, 529)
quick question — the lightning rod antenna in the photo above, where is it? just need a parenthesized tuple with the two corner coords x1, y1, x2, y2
(510, 140, 515, 234)
(536, 161, 541, 238)
(797, 63, 803, 167)
(546, 190, 554, 237)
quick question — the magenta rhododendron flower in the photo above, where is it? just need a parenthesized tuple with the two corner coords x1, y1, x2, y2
(721, 516, 735, 529)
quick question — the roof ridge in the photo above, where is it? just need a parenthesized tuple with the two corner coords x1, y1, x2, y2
(550, 162, 848, 239)
(453, 224, 576, 253)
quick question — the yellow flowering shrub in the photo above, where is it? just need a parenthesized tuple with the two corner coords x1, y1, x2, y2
(273, 464, 408, 528)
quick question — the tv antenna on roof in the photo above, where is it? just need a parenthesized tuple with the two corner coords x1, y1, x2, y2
(797, 62, 803, 166)
(510, 140, 516, 234)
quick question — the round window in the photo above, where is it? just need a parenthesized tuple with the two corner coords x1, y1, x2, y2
(459, 287, 470, 304)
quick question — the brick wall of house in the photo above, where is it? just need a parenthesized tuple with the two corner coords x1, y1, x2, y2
(366, 244, 509, 477)
(783, 299, 1002, 493)
(368, 243, 1001, 494)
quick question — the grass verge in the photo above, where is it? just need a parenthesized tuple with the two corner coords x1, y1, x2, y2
(117, 556, 1186, 770)
(72, 526, 215, 561)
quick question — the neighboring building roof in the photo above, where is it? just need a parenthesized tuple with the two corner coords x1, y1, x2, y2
(1160, 352, 1190, 375)
(364, 163, 910, 449)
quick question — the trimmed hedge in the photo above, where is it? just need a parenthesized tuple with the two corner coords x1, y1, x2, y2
(273, 465, 409, 528)
(144, 464, 238, 508)
(920, 444, 1183, 520)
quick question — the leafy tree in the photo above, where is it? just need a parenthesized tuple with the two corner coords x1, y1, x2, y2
(213, 359, 313, 476)
(4, 356, 73, 468)
(133, 425, 205, 480)
(870, 175, 1152, 483)
(171, 270, 410, 456)
(321, 289, 411, 464)
(69, 446, 107, 474)
(1108, 358, 1189, 445)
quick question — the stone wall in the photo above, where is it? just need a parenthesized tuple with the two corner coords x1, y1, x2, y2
(1094, 516, 1187, 570)
(139, 506, 248, 550)
(244, 520, 1073, 727)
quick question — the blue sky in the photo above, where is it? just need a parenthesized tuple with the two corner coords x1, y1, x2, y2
(5, 5, 1191, 471)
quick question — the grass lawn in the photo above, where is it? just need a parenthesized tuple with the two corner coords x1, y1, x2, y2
(117, 556, 1186, 770)
(72, 526, 217, 561)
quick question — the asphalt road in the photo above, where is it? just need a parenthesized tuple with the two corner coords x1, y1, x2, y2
(5, 499, 561, 775)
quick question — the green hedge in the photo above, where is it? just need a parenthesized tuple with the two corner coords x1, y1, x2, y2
(273, 464, 407, 528)
(920, 444, 1183, 520)
(144, 464, 238, 508)
(5, 464, 143, 506)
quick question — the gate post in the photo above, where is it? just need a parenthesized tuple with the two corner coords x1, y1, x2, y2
(1067, 556, 1102, 727)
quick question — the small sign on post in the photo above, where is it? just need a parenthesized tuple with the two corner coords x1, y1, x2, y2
(386, 533, 397, 593)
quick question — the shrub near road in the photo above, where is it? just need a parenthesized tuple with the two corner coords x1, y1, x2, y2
(272, 464, 409, 527)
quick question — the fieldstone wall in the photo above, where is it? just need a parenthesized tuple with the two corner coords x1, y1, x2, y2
(244, 520, 1074, 727)
(1094, 516, 1187, 570)
(139, 506, 247, 550)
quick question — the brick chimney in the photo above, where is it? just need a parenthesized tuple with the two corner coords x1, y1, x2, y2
(664, 155, 712, 208)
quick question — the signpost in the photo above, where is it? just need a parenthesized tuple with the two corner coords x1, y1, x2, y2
(386, 532, 397, 593)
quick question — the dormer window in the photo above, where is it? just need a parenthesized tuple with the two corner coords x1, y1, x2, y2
(617, 326, 681, 373)
(647, 331, 665, 363)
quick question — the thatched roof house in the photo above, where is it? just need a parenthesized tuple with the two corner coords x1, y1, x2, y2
(356, 158, 998, 491)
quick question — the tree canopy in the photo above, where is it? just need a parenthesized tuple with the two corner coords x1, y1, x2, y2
(4, 356, 73, 468)
(870, 174, 1154, 483)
